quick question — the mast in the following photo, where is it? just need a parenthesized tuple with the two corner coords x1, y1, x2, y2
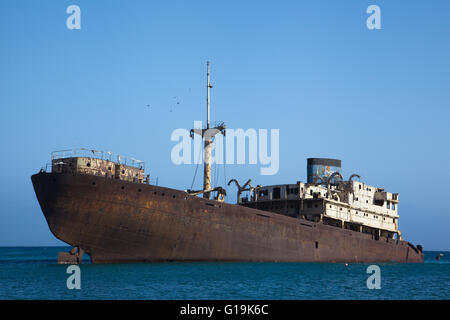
(190, 61, 226, 199)
(203, 61, 212, 198)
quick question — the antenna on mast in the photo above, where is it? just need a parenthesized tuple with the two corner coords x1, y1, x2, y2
(206, 61, 212, 129)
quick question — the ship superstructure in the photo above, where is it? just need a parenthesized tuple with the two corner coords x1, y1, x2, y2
(50, 149, 146, 183)
(239, 158, 403, 243)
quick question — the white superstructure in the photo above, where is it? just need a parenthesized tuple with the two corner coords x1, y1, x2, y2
(240, 175, 402, 240)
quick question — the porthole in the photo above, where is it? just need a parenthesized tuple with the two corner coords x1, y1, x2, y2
(138, 189, 142, 192)
(122, 170, 125, 174)
(154, 191, 157, 195)
(87, 163, 91, 167)
(161, 193, 165, 196)
(172, 195, 176, 198)
(108, 167, 111, 171)
(92, 182, 96, 185)
(121, 186, 125, 190)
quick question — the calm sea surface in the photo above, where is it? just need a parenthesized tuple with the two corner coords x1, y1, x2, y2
(0, 247, 448, 300)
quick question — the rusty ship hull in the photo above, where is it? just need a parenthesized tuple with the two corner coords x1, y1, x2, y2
(31, 172, 423, 264)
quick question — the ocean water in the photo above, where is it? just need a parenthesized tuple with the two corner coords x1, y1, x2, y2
(0, 247, 448, 300)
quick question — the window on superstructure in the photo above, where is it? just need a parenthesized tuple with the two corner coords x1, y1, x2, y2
(392, 204, 395, 210)
(387, 202, 390, 209)
(273, 188, 281, 199)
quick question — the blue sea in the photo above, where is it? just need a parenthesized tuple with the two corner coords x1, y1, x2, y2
(0, 247, 448, 300)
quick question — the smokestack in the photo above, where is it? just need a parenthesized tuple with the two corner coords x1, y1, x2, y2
(307, 158, 341, 184)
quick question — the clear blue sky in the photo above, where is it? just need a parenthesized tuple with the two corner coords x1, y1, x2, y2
(0, 1, 449, 250)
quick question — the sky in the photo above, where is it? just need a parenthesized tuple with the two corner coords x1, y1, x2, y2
(0, 0, 449, 250)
